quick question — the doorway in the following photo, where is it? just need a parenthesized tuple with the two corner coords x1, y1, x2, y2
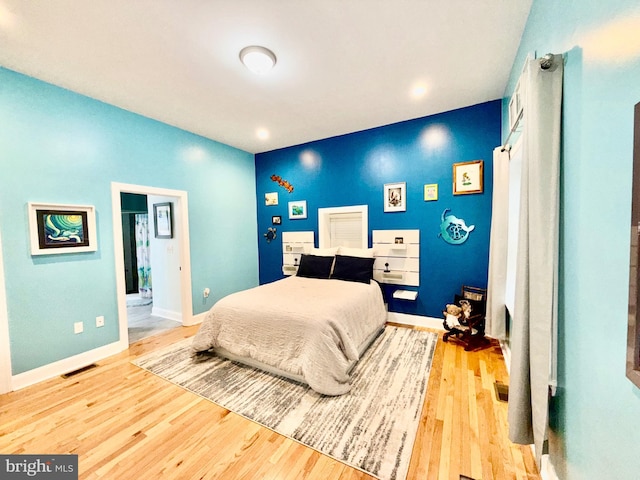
(111, 182, 194, 350)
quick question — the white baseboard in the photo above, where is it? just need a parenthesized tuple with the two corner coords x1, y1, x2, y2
(185, 311, 206, 326)
(151, 307, 182, 322)
(386, 312, 445, 330)
(539, 453, 560, 480)
(11, 340, 125, 391)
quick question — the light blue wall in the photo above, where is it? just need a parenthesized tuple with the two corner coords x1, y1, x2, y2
(0, 68, 258, 375)
(504, 1, 640, 478)
(255, 101, 501, 318)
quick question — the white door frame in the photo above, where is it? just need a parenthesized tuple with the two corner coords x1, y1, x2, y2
(0, 229, 13, 393)
(111, 182, 194, 350)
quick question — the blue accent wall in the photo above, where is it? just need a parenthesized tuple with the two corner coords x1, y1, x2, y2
(505, 1, 640, 478)
(255, 101, 501, 318)
(0, 67, 258, 375)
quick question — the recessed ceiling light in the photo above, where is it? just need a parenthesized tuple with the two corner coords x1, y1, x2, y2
(256, 128, 270, 140)
(239, 46, 277, 75)
(410, 82, 428, 99)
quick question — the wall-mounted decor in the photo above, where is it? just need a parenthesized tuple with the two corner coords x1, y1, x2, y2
(264, 227, 277, 243)
(384, 182, 406, 212)
(272, 215, 282, 225)
(288, 200, 307, 220)
(424, 183, 438, 201)
(453, 160, 484, 195)
(270, 174, 294, 193)
(265, 192, 278, 206)
(438, 208, 475, 245)
(153, 202, 173, 239)
(28, 202, 97, 255)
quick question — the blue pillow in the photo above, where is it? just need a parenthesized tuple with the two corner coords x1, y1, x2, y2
(296, 254, 334, 279)
(331, 255, 375, 284)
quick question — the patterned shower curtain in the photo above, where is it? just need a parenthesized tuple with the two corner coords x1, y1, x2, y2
(135, 214, 152, 299)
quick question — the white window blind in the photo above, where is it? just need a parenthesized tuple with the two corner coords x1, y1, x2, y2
(318, 205, 368, 249)
(329, 212, 363, 248)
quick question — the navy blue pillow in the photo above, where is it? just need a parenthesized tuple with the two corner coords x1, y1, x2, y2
(331, 255, 375, 284)
(296, 254, 334, 279)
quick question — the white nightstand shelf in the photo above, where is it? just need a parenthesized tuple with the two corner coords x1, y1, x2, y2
(392, 289, 418, 301)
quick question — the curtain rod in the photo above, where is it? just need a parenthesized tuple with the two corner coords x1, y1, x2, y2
(501, 54, 555, 152)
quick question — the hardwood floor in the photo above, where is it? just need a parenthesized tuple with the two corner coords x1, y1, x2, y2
(0, 325, 540, 480)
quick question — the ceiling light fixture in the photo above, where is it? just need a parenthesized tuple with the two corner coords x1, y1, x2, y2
(256, 128, 270, 140)
(239, 46, 277, 75)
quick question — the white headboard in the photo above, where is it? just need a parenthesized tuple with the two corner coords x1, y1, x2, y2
(372, 229, 420, 287)
(281, 231, 314, 276)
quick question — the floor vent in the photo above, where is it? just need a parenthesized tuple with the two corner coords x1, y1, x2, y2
(494, 381, 509, 402)
(61, 363, 97, 379)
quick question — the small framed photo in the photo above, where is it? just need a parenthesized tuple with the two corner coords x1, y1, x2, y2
(424, 183, 438, 201)
(288, 200, 307, 220)
(265, 192, 278, 206)
(28, 202, 97, 255)
(272, 215, 282, 225)
(384, 182, 406, 212)
(394, 237, 404, 244)
(153, 202, 173, 239)
(453, 160, 484, 195)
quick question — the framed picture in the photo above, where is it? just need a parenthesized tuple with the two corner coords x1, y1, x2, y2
(265, 192, 278, 206)
(28, 202, 97, 255)
(288, 200, 307, 220)
(394, 237, 404, 244)
(384, 182, 406, 212)
(153, 202, 173, 239)
(272, 215, 282, 225)
(453, 160, 484, 195)
(424, 183, 438, 201)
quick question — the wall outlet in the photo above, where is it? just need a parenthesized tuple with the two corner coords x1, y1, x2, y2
(203, 287, 210, 298)
(74, 322, 84, 334)
(96, 315, 105, 327)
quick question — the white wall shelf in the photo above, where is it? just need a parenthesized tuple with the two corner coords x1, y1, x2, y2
(282, 231, 314, 276)
(372, 229, 420, 287)
(392, 290, 418, 301)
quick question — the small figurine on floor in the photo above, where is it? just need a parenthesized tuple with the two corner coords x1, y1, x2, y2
(459, 299, 472, 319)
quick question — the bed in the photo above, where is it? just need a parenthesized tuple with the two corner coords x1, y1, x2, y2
(191, 253, 387, 396)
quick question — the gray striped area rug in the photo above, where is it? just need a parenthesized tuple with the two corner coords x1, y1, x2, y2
(132, 326, 438, 480)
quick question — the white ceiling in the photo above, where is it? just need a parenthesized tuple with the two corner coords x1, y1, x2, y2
(0, 1, 532, 154)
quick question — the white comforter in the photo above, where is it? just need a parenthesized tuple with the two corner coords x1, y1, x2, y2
(191, 276, 387, 395)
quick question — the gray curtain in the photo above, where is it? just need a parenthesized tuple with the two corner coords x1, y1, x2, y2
(507, 54, 563, 464)
(486, 147, 511, 339)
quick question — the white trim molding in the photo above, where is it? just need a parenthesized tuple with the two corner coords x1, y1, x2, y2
(111, 182, 194, 347)
(11, 341, 122, 391)
(540, 454, 560, 480)
(0, 229, 13, 393)
(386, 312, 444, 331)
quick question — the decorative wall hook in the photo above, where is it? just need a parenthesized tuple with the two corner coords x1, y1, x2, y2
(264, 227, 277, 243)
